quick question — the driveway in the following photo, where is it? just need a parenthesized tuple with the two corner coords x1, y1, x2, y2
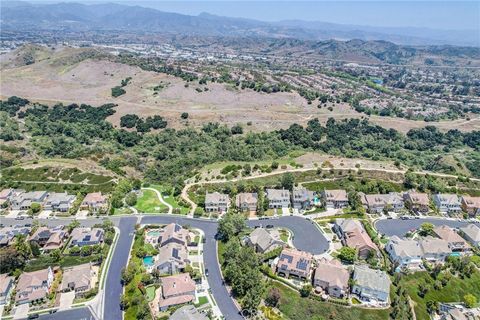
(5, 210, 20, 218)
(75, 210, 90, 219)
(281, 207, 290, 216)
(13, 304, 29, 319)
(38, 210, 52, 219)
(59, 291, 75, 310)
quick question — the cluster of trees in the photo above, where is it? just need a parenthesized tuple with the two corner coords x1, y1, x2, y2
(1, 97, 479, 196)
(120, 114, 168, 132)
(111, 77, 132, 98)
(218, 214, 266, 311)
(390, 281, 415, 320)
(111, 86, 126, 98)
(110, 179, 141, 210)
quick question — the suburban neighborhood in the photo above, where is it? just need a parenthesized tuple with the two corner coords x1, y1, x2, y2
(0, 181, 479, 319)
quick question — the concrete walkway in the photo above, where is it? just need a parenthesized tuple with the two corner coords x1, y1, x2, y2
(142, 187, 173, 214)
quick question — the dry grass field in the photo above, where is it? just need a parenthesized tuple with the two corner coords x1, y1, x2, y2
(1, 46, 478, 133)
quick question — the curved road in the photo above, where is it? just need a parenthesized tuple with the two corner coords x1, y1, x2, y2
(247, 216, 329, 254)
(375, 217, 478, 237)
(5, 215, 329, 320)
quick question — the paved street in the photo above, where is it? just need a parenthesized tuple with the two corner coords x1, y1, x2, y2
(247, 216, 329, 254)
(1, 214, 330, 320)
(38, 308, 95, 320)
(103, 217, 137, 320)
(375, 217, 474, 237)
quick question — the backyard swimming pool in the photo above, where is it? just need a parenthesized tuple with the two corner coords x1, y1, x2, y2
(146, 230, 161, 237)
(143, 255, 154, 267)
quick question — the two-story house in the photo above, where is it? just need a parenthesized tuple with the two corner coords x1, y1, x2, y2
(432, 194, 461, 215)
(158, 273, 196, 311)
(235, 193, 258, 213)
(15, 267, 54, 305)
(70, 228, 104, 247)
(385, 236, 423, 271)
(403, 191, 430, 214)
(43, 192, 76, 212)
(460, 196, 480, 217)
(291, 187, 315, 210)
(433, 225, 471, 253)
(204, 192, 230, 213)
(321, 189, 349, 209)
(313, 258, 350, 298)
(80, 192, 108, 213)
(10, 191, 48, 211)
(351, 265, 391, 303)
(276, 248, 313, 280)
(363, 192, 404, 214)
(266, 189, 291, 209)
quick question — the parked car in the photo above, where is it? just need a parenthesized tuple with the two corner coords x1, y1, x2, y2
(205, 268, 209, 277)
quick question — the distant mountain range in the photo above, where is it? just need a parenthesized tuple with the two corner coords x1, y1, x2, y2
(1, 1, 478, 47)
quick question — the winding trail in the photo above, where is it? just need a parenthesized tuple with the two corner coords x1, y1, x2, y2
(142, 187, 173, 214)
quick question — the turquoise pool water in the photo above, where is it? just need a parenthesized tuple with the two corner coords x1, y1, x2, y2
(146, 230, 161, 237)
(450, 252, 461, 257)
(143, 256, 154, 267)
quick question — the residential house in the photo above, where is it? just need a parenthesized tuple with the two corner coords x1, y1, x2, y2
(419, 237, 451, 263)
(266, 189, 291, 209)
(351, 265, 391, 303)
(403, 191, 430, 214)
(155, 242, 190, 275)
(459, 224, 480, 248)
(0, 188, 14, 207)
(0, 274, 14, 305)
(158, 223, 191, 247)
(313, 258, 350, 298)
(433, 225, 471, 253)
(15, 267, 54, 305)
(10, 191, 48, 211)
(43, 192, 76, 212)
(158, 273, 196, 311)
(70, 228, 104, 247)
(276, 248, 313, 280)
(60, 263, 95, 297)
(385, 236, 423, 271)
(243, 228, 285, 254)
(334, 219, 378, 259)
(170, 305, 208, 320)
(80, 192, 108, 213)
(29, 225, 67, 251)
(204, 192, 230, 213)
(0, 226, 31, 247)
(363, 193, 404, 214)
(235, 193, 258, 213)
(433, 194, 461, 215)
(460, 196, 480, 217)
(321, 189, 349, 209)
(292, 187, 315, 210)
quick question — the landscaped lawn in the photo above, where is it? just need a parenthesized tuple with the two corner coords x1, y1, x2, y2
(400, 271, 480, 320)
(279, 229, 289, 242)
(272, 282, 390, 320)
(195, 296, 209, 307)
(146, 285, 156, 302)
(150, 184, 190, 214)
(135, 189, 167, 213)
(24, 253, 103, 272)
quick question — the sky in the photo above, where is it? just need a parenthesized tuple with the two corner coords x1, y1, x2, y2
(24, 1, 480, 30)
